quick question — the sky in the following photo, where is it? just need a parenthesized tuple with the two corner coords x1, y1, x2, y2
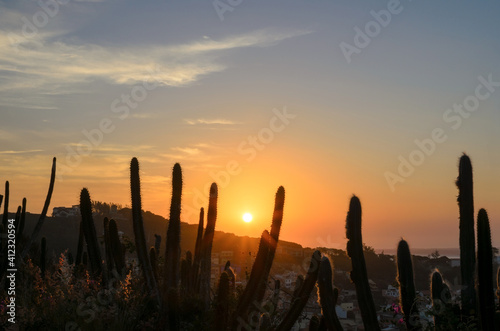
(0, 0, 499, 250)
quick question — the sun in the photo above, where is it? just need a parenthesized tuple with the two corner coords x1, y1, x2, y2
(242, 212, 253, 223)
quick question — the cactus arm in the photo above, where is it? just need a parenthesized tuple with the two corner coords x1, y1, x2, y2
(397, 239, 420, 330)
(317, 257, 343, 331)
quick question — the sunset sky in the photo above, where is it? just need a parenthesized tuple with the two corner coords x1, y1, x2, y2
(1, 1, 499, 250)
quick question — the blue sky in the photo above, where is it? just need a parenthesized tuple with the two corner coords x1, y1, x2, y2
(1, 0, 499, 249)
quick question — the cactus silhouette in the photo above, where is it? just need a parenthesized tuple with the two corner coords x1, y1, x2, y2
(103, 217, 114, 276)
(154, 234, 161, 255)
(345, 195, 380, 331)
(164, 163, 182, 291)
(17, 198, 26, 238)
(431, 270, 453, 329)
(2, 181, 9, 234)
(477, 208, 495, 330)
(317, 256, 343, 331)
(456, 153, 476, 317)
(191, 207, 204, 292)
(109, 219, 125, 275)
(199, 183, 218, 309)
(80, 188, 103, 277)
(232, 230, 272, 329)
(130, 157, 161, 305)
(397, 239, 420, 330)
(256, 186, 284, 303)
(213, 271, 230, 331)
(276, 250, 322, 331)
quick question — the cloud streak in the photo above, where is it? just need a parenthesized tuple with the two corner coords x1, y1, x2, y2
(0, 7, 312, 109)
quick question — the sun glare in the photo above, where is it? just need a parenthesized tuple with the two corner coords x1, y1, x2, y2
(242, 212, 253, 223)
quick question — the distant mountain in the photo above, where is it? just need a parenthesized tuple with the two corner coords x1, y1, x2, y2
(16, 208, 303, 267)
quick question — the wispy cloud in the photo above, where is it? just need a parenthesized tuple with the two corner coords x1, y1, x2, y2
(171, 147, 201, 155)
(0, 149, 43, 154)
(185, 118, 241, 125)
(0, 6, 312, 110)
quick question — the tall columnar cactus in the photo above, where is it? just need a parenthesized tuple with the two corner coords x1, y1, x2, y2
(191, 207, 204, 292)
(397, 239, 420, 330)
(232, 230, 272, 329)
(154, 234, 161, 255)
(21, 157, 56, 260)
(276, 250, 322, 331)
(164, 163, 182, 292)
(40, 237, 46, 279)
(345, 195, 380, 331)
(213, 271, 230, 331)
(2, 181, 9, 233)
(317, 257, 343, 331)
(17, 198, 26, 238)
(477, 208, 495, 330)
(75, 221, 84, 265)
(103, 217, 114, 276)
(130, 157, 161, 305)
(256, 187, 284, 303)
(456, 153, 476, 317)
(109, 219, 125, 275)
(80, 188, 103, 277)
(199, 183, 218, 309)
(431, 270, 452, 329)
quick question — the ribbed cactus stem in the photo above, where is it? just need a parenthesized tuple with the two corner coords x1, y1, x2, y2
(130, 158, 160, 305)
(233, 230, 272, 329)
(41, 237, 46, 278)
(317, 257, 343, 331)
(164, 163, 182, 291)
(2, 181, 9, 232)
(477, 208, 495, 330)
(17, 198, 26, 238)
(192, 207, 204, 292)
(456, 153, 476, 317)
(82, 252, 88, 266)
(345, 195, 380, 331)
(80, 188, 102, 277)
(213, 271, 230, 331)
(276, 250, 322, 331)
(431, 270, 451, 329)
(108, 219, 125, 275)
(154, 234, 161, 255)
(103, 217, 114, 276)
(397, 239, 420, 330)
(199, 183, 218, 309)
(256, 187, 284, 303)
